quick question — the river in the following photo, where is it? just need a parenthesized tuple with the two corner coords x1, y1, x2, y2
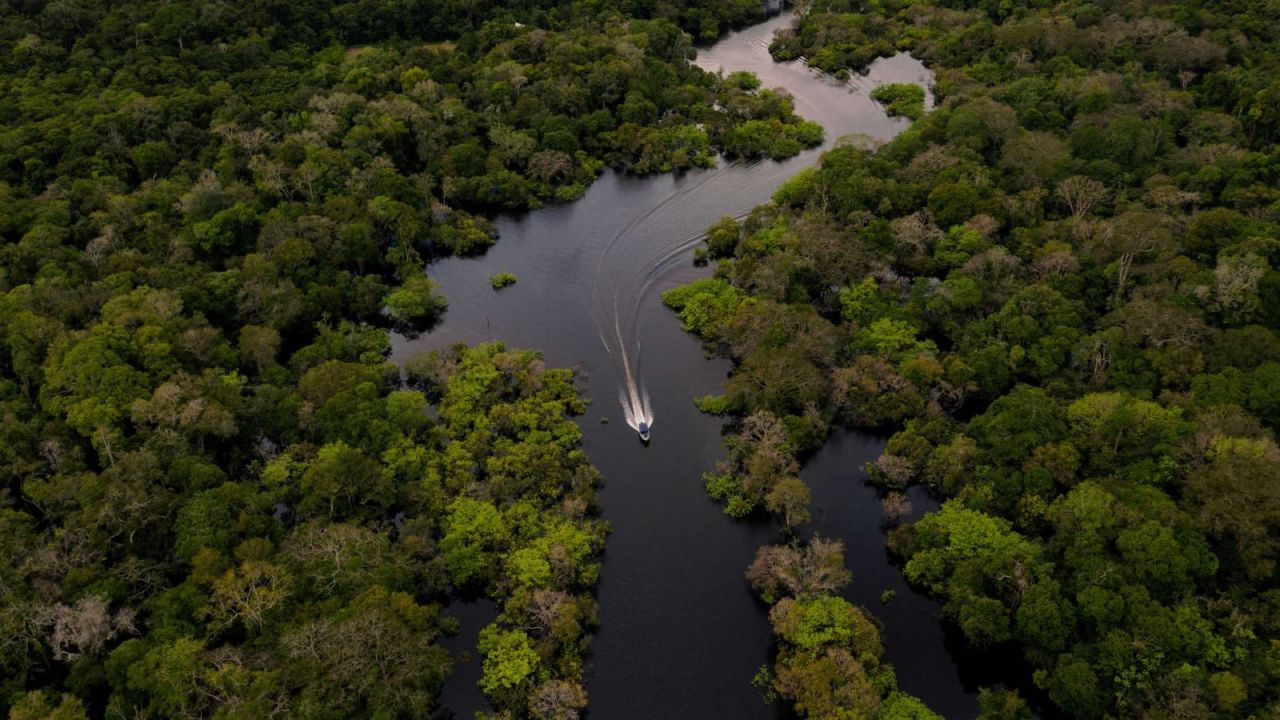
(394, 12, 981, 719)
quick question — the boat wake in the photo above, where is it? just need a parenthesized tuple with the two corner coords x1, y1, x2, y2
(607, 289, 654, 434)
(591, 165, 737, 438)
(619, 381, 653, 435)
(587, 23, 935, 438)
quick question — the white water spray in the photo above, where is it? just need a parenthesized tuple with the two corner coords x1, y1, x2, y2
(607, 291, 653, 434)
(618, 382, 653, 434)
(590, 164, 748, 438)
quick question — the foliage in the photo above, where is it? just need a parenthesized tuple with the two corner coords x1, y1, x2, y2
(871, 83, 927, 120)
(661, 276, 750, 340)
(0, 242, 603, 717)
(490, 272, 518, 289)
(384, 275, 447, 330)
(0, 1, 827, 712)
(746, 537, 932, 719)
(677, 1, 1280, 717)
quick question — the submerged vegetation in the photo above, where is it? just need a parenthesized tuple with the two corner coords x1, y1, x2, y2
(747, 538, 941, 719)
(674, 0, 1280, 717)
(870, 83, 926, 120)
(491, 272, 519, 289)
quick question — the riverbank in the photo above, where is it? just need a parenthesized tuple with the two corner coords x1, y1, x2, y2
(394, 13, 971, 718)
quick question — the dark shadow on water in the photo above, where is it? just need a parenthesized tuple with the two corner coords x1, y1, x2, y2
(799, 429, 980, 718)
(432, 598, 498, 720)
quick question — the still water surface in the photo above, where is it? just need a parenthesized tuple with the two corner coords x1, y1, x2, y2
(396, 13, 981, 719)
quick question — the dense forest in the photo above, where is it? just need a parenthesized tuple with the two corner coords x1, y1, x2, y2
(668, 0, 1280, 718)
(6, 0, 1280, 718)
(0, 0, 822, 718)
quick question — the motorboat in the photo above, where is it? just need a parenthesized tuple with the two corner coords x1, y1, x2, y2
(638, 421, 651, 443)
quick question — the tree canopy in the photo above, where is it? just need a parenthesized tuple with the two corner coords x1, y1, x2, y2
(676, 0, 1280, 717)
(0, 0, 798, 714)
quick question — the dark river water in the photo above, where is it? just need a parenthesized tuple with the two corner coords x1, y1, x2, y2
(395, 13, 981, 719)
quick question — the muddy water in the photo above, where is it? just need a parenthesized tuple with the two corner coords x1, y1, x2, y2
(398, 13, 979, 719)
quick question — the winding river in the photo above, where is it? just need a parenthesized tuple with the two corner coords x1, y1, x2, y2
(396, 13, 982, 719)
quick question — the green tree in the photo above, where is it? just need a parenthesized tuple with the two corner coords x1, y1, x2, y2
(478, 626, 541, 695)
(383, 275, 447, 329)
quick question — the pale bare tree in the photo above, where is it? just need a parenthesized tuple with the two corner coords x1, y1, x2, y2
(45, 595, 136, 661)
(1033, 246, 1080, 277)
(284, 522, 392, 592)
(889, 210, 944, 256)
(1055, 175, 1107, 221)
(1107, 296, 1209, 350)
(1089, 210, 1174, 301)
(528, 150, 573, 184)
(870, 453, 915, 488)
(522, 589, 574, 636)
(529, 679, 588, 720)
(746, 537, 852, 602)
(881, 492, 913, 526)
(249, 155, 291, 199)
(84, 226, 116, 271)
(207, 561, 291, 631)
(1209, 253, 1267, 322)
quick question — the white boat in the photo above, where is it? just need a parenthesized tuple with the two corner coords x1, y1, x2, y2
(638, 421, 651, 443)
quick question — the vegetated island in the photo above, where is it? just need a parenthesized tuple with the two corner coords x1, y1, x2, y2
(491, 272, 518, 289)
